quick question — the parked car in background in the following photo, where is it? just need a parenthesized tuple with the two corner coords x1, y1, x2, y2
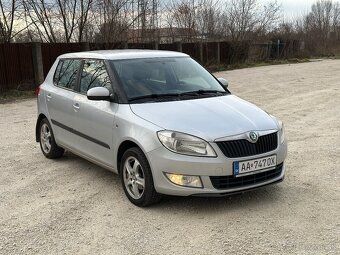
(36, 50, 287, 206)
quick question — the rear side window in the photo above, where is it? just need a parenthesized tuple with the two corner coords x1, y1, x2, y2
(80, 60, 112, 94)
(53, 59, 81, 90)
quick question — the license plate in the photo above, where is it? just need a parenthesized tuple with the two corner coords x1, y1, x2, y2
(234, 155, 277, 176)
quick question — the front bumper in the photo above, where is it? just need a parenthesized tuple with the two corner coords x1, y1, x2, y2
(190, 177, 284, 197)
(147, 141, 287, 196)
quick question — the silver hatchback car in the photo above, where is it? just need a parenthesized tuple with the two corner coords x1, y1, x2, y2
(36, 50, 287, 206)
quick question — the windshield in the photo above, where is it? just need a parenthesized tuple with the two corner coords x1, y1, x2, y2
(110, 57, 228, 102)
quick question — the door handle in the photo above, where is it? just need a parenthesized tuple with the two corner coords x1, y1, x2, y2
(46, 94, 52, 101)
(73, 103, 80, 111)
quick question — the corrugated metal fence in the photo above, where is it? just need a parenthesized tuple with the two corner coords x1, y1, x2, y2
(0, 40, 301, 93)
(0, 43, 35, 92)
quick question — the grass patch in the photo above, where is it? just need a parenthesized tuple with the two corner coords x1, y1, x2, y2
(332, 54, 340, 59)
(208, 58, 310, 73)
(0, 90, 36, 104)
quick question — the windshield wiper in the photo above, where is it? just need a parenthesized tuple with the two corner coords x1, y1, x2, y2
(128, 93, 180, 102)
(128, 90, 227, 102)
(180, 90, 227, 96)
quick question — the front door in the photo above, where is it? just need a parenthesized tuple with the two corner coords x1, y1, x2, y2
(72, 59, 117, 167)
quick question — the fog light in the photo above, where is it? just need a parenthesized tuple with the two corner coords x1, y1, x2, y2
(165, 173, 203, 188)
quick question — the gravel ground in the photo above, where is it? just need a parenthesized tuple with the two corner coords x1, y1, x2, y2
(0, 59, 339, 255)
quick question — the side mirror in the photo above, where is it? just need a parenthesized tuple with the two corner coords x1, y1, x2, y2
(218, 78, 228, 90)
(87, 87, 111, 101)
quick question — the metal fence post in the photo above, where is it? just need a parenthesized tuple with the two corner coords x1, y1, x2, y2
(153, 41, 159, 50)
(217, 42, 221, 64)
(176, 42, 182, 52)
(32, 42, 44, 86)
(199, 42, 203, 63)
(268, 41, 272, 59)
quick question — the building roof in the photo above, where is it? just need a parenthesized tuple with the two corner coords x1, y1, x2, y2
(58, 50, 188, 60)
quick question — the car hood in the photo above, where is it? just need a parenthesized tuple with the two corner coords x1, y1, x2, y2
(129, 95, 278, 141)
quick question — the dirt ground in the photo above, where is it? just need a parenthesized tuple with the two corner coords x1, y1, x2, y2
(0, 59, 339, 255)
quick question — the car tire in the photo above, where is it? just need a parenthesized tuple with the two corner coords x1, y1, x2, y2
(39, 118, 64, 159)
(120, 147, 162, 207)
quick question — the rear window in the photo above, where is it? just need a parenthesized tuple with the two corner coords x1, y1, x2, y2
(53, 59, 81, 90)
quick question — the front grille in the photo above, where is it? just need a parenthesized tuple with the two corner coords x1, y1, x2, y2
(216, 132, 278, 158)
(210, 163, 283, 190)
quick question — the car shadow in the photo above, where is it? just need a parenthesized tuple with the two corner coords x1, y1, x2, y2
(152, 186, 284, 214)
(60, 151, 285, 214)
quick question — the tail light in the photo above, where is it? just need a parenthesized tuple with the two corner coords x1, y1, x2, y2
(35, 85, 40, 96)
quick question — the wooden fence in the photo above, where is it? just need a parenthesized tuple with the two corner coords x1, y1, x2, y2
(0, 40, 301, 93)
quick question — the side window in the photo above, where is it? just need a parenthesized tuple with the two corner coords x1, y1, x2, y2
(80, 60, 112, 94)
(53, 59, 81, 90)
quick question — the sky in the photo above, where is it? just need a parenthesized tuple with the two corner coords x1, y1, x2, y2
(263, 0, 340, 18)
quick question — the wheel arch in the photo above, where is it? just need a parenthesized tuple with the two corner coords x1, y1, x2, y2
(117, 140, 145, 174)
(35, 113, 47, 142)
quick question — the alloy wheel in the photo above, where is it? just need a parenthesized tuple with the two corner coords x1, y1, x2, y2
(123, 156, 145, 199)
(40, 123, 52, 154)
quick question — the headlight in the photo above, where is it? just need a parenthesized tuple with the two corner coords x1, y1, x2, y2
(279, 121, 285, 144)
(157, 131, 216, 157)
(269, 114, 285, 144)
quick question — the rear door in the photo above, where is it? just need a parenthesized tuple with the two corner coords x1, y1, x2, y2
(72, 59, 118, 167)
(46, 59, 81, 149)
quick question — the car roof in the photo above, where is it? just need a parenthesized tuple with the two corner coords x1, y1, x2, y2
(58, 49, 189, 60)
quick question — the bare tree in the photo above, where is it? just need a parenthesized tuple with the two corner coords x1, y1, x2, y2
(196, 0, 223, 40)
(333, 2, 340, 39)
(93, 0, 162, 43)
(94, 0, 130, 43)
(134, 0, 160, 42)
(23, 0, 58, 42)
(0, 0, 337, 56)
(0, 0, 20, 42)
(301, 0, 340, 53)
(223, 0, 281, 41)
(165, 0, 199, 42)
(305, 1, 340, 40)
(22, 0, 93, 42)
(305, 0, 333, 42)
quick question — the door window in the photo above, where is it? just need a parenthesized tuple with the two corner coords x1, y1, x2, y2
(53, 59, 81, 90)
(80, 60, 112, 94)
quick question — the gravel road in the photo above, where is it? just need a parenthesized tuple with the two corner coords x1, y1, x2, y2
(0, 59, 339, 255)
